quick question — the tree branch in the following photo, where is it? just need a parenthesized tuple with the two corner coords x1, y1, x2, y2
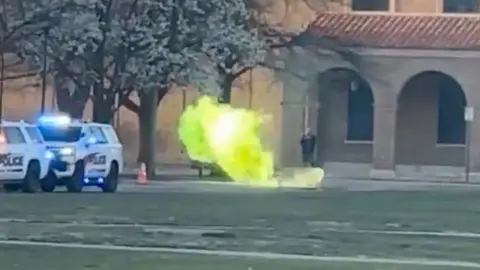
(232, 66, 252, 80)
(0, 2, 78, 52)
(122, 96, 139, 114)
(1, 71, 37, 81)
(157, 88, 168, 107)
(258, 61, 306, 80)
(48, 53, 86, 89)
(122, 86, 169, 115)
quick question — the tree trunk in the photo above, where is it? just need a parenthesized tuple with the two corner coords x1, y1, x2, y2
(219, 75, 234, 103)
(92, 83, 114, 123)
(134, 89, 168, 166)
(92, 101, 114, 123)
(137, 100, 149, 164)
(138, 90, 158, 179)
(69, 101, 86, 119)
(123, 88, 167, 178)
(54, 76, 89, 118)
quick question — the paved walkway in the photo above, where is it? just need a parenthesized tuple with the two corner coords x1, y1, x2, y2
(120, 164, 480, 192)
(118, 177, 480, 192)
(121, 165, 199, 180)
(122, 165, 476, 182)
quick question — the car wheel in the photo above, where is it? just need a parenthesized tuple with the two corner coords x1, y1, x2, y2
(21, 161, 40, 193)
(3, 183, 21, 193)
(101, 162, 118, 193)
(66, 161, 84, 193)
(40, 169, 57, 192)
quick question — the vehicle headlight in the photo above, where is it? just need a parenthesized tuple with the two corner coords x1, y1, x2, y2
(60, 147, 74, 155)
(45, 150, 54, 159)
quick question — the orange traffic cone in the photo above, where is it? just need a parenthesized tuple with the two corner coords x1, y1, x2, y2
(136, 163, 148, 185)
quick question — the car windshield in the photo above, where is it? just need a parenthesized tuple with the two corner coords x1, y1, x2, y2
(37, 125, 82, 142)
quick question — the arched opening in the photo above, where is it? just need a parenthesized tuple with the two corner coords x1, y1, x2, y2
(314, 68, 374, 165)
(396, 71, 467, 166)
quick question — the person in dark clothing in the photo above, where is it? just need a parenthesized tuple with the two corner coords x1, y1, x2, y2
(300, 128, 316, 167)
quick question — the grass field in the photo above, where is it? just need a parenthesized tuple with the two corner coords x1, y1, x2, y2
(0, 189, 479, 269)
(0, 244, 466, 270)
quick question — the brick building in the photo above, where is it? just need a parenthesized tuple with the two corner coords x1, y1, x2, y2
(277, 0, 480, 180)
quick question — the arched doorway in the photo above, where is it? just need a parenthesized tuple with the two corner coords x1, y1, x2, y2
(395, 71, 467, 166)
(315, 68, 374, 165)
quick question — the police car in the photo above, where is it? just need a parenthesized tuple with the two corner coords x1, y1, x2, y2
(0, 120, 53, 193)
(36, 114, 123, 193)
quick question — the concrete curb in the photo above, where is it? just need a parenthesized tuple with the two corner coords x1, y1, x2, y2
(329, 176, 480, 185)
(120, 173, 205, 181)
(120, 172, 480, 185)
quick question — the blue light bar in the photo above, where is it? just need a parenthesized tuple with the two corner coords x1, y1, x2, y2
(38, 115, 71, 125)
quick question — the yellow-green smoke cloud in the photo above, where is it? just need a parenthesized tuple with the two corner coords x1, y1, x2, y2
(178, 95, 274, 185)
(178, 95, 324, 189)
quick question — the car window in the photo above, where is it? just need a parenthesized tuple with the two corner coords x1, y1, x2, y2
(2, 127, 27, 144)
(37, 125, 83, 142)
(102, 126, 119, 144)
(88, 126, 108, 144)
(25, 127, 44, 144)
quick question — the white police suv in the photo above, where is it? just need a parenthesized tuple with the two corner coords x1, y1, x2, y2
(36, 114, 123, 193)
(0, 120, 53, 193)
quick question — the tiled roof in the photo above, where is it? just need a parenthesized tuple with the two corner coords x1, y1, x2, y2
(308, 13, 480, 50)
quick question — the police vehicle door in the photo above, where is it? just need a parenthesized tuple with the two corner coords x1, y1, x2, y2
(101, 125, 122, 168)
(0, 126, 28, 179)
(85, 126, 109, 177)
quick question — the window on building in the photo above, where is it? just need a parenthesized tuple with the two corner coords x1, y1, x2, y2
(352, 0, 389, 11)
(346, 80, 374, 142)
(436, 78, 466, 144)
(443, 0, 479, 13)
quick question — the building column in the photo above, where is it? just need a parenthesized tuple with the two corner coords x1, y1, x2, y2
(369, 100, 398, 179)
(281, 102, 305, 167)
(466, 107, 480, 182)
(278, 72, 311, 167)
(389, 0, 396, 12)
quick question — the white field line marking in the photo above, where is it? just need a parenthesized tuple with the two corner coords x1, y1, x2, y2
(352, 229, 480, 238)
(1, 219, 479, 239)
(321, 228, 480, 238)
(0, 240, 479, 268)
(0, 219, 263, 231)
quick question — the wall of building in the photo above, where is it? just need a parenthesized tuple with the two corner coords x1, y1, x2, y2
(315, 75, 373, 164)
(307, 66, 464, 168)
(257, 0, 342, 30)
(395, 0, 438, 12)
(395, 73, 465, 166)
(277, 47, 480, 178)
